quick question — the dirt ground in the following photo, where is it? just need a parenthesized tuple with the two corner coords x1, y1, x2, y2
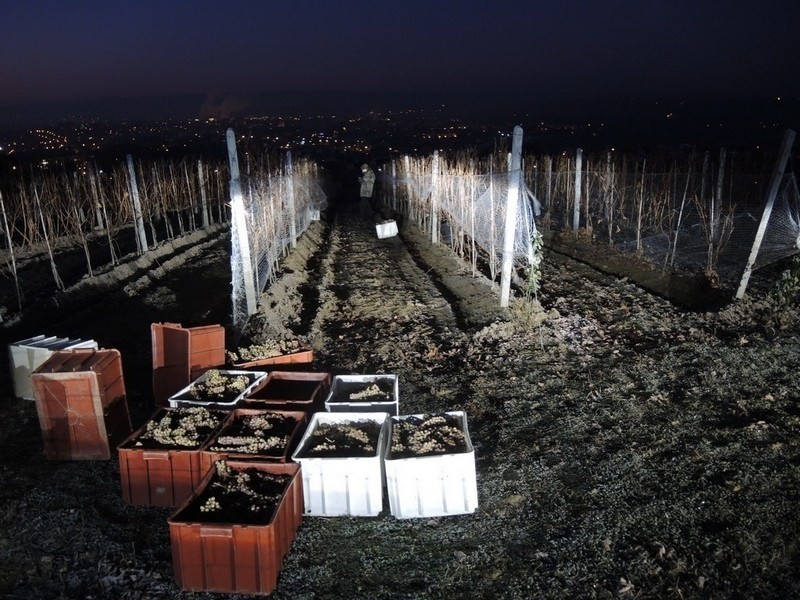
(1, 194, 799, 599)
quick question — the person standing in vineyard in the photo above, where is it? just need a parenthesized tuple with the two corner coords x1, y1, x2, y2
(358, 163, 376, 220)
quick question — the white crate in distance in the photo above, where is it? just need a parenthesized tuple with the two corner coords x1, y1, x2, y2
(384, 411, 478, 519)
(291, 411, 389, 517)
(375, 220, 398, 239)
(324, 374, 399, 416)
(9, 335, 98, 400)
(167, 369, 268, 409)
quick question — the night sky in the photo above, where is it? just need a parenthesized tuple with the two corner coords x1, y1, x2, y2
(2, 0, 799, 122)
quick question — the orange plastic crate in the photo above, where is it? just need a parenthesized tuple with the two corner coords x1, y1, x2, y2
(151, 322, 226, 406)
(117, 408, 227, 507)
(168, 461, 302, 595)
(31, 349, 132, 460)
(242, 371, 331, 412)
(199, 408, 307, 474)
(232, 349, 314, 369)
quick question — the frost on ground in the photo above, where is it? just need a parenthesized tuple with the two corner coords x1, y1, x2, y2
(0, 201, 799, 599)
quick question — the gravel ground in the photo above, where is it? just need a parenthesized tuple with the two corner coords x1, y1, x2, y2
(1, 198, 799, 599)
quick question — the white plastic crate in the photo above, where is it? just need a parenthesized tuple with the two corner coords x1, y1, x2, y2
(291, 412, 389, 516)
(9, 335, 98, 400)
(375, 220, 398, 239)
(324, 374, 399, 416)
(384, 411, 478, 518)
(167, 369, 268, 409)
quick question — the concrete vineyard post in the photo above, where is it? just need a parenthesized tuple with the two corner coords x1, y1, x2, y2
(572, 147, 583, 232)
(126, 154, 149, 255)
(736, 129, 796, 299)
(431, 150, 440, 245)
(286, 151, 297, 249)
(500, 125, 523, 308)
(226, 128, 257, 328)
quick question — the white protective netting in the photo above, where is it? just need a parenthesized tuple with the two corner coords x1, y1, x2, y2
(632, 169, 800, 281)
(441, 170, 540, 268)
(382, 157, 540, 280)
(230, 157, 327, 334)
(752, 170, 800, 268)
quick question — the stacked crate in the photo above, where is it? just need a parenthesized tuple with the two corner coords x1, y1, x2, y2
(31, 348, 132, 460)
(8, 334, 98, 400)
(151, 322, 226, 406)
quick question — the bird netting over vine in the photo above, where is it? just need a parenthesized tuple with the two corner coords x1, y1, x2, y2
(230, 159, 327, 334)
(751, 170, 800, 268)
(383, 163, 541, 273)
(616, 169, 800, 283)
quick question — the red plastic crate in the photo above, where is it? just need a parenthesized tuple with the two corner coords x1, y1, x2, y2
(31, 349, 132, 460)
(199, 409, 307, 474)
(242, 371, 331, 412)
(117, 408, 227, 507)
(151, 322, 226, 406)
(232, 349, 314, 369)
(168, 461, 302, 595)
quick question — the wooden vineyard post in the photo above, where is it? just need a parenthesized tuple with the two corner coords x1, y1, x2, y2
(736, 129, 796, 299)
(545, 155, 553, 210)
(33, 185, 64, 291)
(88, 167, 104, 232)
(391, 161, 398, 211)
(708, 148, 726, 272)
(404, 155, 414, 223)
(500, 125, 523, 308)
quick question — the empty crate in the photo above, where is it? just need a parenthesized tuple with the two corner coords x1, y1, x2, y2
(151, 322, 226, 406)
(31, 348, 132, 460)
(9, 335, 98, 400)
(243, 371, 331, 412)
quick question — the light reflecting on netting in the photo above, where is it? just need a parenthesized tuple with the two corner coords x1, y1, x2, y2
(754, 172, 800, 268)
(382, 149, 798, 292)
(230, 158, 326, 333)
(382, 161, 540, 282)
(469, 172, 538, 265)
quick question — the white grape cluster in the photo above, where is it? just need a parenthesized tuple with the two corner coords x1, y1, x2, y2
(390, 414, 465, 457)
(215, 460, 233, 478)
(199, 496, 221, 513)
(137, 407, 222, 448)
(190, 369, 250, 399)
(309, 423, 375, 453)
(228, 337, 307, 362)
(247, 414, 281, 433)
(210, 435, 283, 454)
(209, 413, 289, 454)
(349, 383, 390, 401)
(212, 470, 255, 497)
